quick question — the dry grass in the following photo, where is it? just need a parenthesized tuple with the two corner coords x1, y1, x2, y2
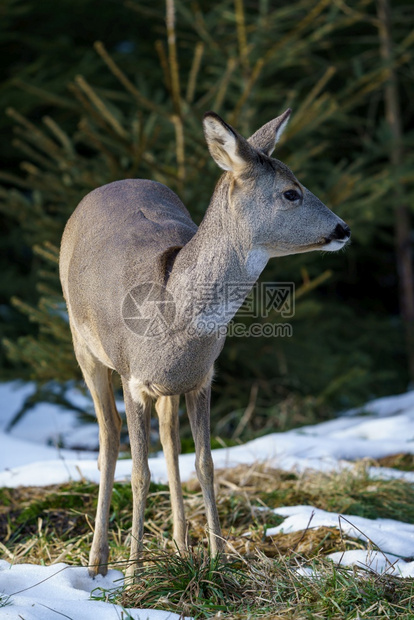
(376, 452, 414, 471)
(2, 460, 414, 566)
(2, 459, 414, 617)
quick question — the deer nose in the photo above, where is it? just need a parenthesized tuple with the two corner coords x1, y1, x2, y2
(331, 222, 351, 241)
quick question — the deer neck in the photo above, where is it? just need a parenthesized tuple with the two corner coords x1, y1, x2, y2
(168, 176, 269, 332)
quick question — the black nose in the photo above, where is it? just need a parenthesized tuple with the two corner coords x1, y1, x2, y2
(331, 222, 351, 241)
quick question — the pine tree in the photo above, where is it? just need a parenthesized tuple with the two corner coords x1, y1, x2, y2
(1, 0, 413, 437)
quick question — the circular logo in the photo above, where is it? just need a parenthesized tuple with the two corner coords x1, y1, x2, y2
(122, 282, 176, 338)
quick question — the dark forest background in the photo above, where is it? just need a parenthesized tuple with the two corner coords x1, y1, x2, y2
(1, 0, 413, 442)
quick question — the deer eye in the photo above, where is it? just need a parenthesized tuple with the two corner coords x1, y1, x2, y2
(283, 189, 300, 201)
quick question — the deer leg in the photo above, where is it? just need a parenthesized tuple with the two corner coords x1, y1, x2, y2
(72, 333, 121, 577)
(185, 385, 223, 555)
(156, 395, 187, 553)
(121, 378, 152, 579)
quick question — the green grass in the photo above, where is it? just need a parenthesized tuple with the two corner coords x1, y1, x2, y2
(117, 547, 245, 617)
(1, 460, 414, 617)
(90, 548, 414, 619)
(254, 464, 414, 523)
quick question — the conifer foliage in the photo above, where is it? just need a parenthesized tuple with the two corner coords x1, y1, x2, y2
(1, 0, 413, 434)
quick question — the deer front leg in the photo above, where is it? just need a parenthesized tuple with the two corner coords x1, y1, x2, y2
(121, 379, 152, 580)
(185, 385, 223, 555)
(156, 395, 187, 553)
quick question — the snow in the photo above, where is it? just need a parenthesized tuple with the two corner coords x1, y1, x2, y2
(1, 382, 414, 617)
(271, 505, 414, 557)
(329, 551, 414, 578)
(0, 561, 185, 619)
(2, 384, 414, 488)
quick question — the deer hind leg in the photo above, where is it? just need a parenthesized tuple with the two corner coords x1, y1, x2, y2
(121, 378, 152, 579)
(71, 331, 121, 577)
(156, 395, 187, 553)
(185, 384, 223, 555)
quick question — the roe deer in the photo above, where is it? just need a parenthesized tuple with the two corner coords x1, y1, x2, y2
(59, 109, 350, 577)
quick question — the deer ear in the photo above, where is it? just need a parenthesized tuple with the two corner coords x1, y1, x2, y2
(248, 108, 291, 156)
(203, 112, 247, 172)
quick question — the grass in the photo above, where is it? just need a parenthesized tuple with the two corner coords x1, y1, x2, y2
(119, 547, 246, 617)
(376, 453, 414, 472)
(251, 462, 414, 523)
(0, 595, 11, 609)
(113, 549, 414, 619)
(1, 459, 414, 617)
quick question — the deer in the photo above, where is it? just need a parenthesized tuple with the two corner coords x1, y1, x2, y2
(59, 108, 350, 578)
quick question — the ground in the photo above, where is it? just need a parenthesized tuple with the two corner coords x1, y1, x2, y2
(1, 384, 414, 618)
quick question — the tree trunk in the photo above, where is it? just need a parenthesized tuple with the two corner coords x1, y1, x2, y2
(377, 0, 414, 383)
